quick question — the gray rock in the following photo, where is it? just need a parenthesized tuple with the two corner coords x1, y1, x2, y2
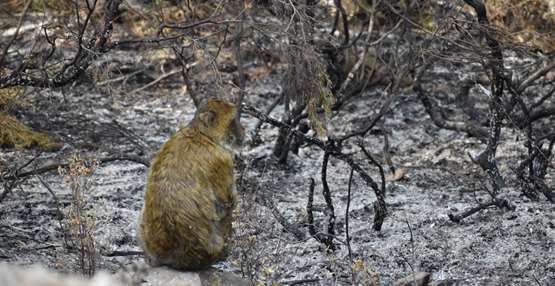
(140, 267, 201, 286)
(0, 263, 124, 286)
(0, 263, 250, 286)
(141, 266, 250, 286)
(430, 279, 457, 286)
(394, 272, 431, 286)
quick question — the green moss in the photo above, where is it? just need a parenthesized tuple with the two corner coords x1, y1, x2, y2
(0, 113, 61, 151)
(0, 86, 24, 110)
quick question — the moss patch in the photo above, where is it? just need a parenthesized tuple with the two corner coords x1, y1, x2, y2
(0, 86, 25, 110)
(0, 113, 61, 151)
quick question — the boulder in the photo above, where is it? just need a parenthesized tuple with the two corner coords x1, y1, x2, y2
(0, 263, 250, 286)
(0, 263, 123, 286)
(142, 267, 250, 286)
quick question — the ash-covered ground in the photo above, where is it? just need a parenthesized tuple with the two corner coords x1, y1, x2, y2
(0, 61, 553, 286)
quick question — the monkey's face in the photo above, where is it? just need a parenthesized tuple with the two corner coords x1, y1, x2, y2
(226, 117, 245, 148)
(196, 98, 244, 147)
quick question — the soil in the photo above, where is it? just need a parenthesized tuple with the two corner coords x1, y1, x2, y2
(0, 11, 554, 286)
(1, 69, 553, 285)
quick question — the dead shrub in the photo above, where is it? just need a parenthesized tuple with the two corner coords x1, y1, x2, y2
(59, 155, 99, 277)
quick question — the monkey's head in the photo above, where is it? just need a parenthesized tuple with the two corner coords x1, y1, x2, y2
(193, 98, 245, 147)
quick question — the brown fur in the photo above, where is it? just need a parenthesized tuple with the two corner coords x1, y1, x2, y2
(139, 98, 243, 270)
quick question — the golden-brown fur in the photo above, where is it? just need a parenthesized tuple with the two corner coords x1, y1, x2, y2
(139, 98, 242, 270)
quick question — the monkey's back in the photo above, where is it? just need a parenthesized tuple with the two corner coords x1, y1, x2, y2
(139, 127, 235, 270)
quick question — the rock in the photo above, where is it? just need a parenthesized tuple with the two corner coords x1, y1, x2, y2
(430, 279, 457, 286)
(141, 266, 250, 286)
(140, 267, 201, 286)
(0, 263, 250, 286)
(394, 272, 431, 286)
(0, 263, 124, 286)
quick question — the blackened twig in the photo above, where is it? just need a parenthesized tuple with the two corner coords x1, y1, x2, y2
(265, 197, 305, 240)
(338, 91, 395, 142)
(283, 278, 320, 285)
(345, 168, 354, 262)
(102, 250, 143, 257)
(517, 61, 555, 91)
(244, 104, 387, 230)
(37, 176, 67, 246)
(448, 198, 514, 223)
(233, 7, 247, 119)
(306, 178, 318, 239)
(156, 19, 237, 33)
(358, 144, 388, 230)
(415, 83, 488, 140)
(463, 0, 506, 196)
(0, 153, 41, 203)
(333, 0, 350, 45)
(0, 0, 32, 68)
(321, 152, 336, 250)
(1, 154, 148, 203)
(358, 144, 386, 200)
(0, 0, 122, 88)
(251, 94, 283, 143)
(336, 8, 374, 98)
(531, 85, 555, 109)
(306, 155, 337, 250)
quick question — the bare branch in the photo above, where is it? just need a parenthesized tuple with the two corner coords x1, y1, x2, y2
(0, 0, 32, 68)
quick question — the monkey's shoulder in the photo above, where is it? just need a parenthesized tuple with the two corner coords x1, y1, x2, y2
(148, 128, 234, 178)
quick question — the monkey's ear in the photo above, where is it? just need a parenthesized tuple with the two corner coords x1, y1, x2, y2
(200, 110, 218, 127)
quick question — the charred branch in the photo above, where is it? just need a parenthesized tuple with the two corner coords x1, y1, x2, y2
(0, 154, 148, 203)
(358, 143, 387, 231)
(345, 168, 354, 262)
(243, 103, 388, 231)
(233, 7, 247, 119)
(415, 83, 488, 139)
(516, 139, 555, 202)
(251, 94, 283, 145)
(448, 198, 514, 223)
(263, 196, 306, 240)
(305, 153, 338, 250)
(333, 0, 350, 45)
(320, 152, 336, 249)
(463, 0, 506, 196)
(0, 0, 32, 68)
(306, 178, 318, 241)
(0, 0, 122, 89)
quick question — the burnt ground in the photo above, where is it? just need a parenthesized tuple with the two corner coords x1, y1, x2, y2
(0, 48, 554, 286)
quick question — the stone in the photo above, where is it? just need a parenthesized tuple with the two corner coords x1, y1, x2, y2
(394, 272, 431, 286)
(141, 266, 250, 286)
(0, 263, 250, 286)
(0, 263, 124, 286)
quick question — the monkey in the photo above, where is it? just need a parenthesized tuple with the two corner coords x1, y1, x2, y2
(138, 98, 244, 270)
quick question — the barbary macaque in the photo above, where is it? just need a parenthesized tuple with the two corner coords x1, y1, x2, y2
(139, 98, 243, 270)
